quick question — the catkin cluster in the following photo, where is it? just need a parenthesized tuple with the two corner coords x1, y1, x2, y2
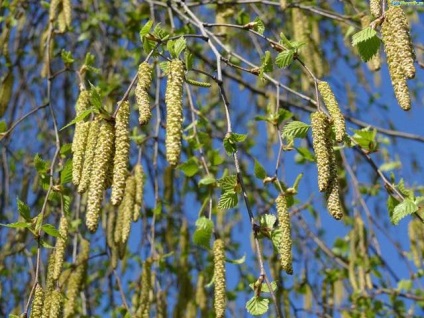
(381, 6, 416, 110)
(135, 62, 153, 125)
(276, 194, 293, 274)
(317, 81, 346, 143)
(361, 16, 381, 72)
(165, 59, 184, 166)
(213, 239, 226, 318)
(311, 112, 343, 219)
(370, 0, 381, 17)
(111, 101, 131, 205)
(52, 216, 69, 280)
(133, 164, 145, 221)
(30, 284, 44, 318)
(86, 120, 115, 232)
(49, 0, 72, 32)
(64, 238, 90, 318)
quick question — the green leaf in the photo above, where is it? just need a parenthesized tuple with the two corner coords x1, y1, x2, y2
(379, 161, 401, 172)
(352, 27, 377, 46)
(61, 49, 74, 65)
(260, 51, 273, 73)
(152, 23, 169, 40)
(173, 37, 186, 58)
(139, 20, 153, 39)
(199, 176, 216, 186)
(279, 32, 293, 49)
(226, 254, 246, 264)
(254, 159, 267, 179)
(0, 221, 32, 229)
(223, 134, 236, 155)
(179, 157, 199, 177)
(218, 175, 237, 191)
(391, 198, 418, 225)
(193, 217, 214, 249)
(17, 198, 31, 221)
(218, 191, 238, 210)
(246, 296, 269, 316)
(253, 17, 265, 35)
(356, 35, 380, 62)
(295, 147, 315, 162)
(232, 133, 247, 142)
(42, 224, 61, 238)
(259, 214, 276, 229)
(397, 179, 414, 200)
(352, 128, 378, 153)
(275, 50, 294, 68)
(60, 109, 94, 131)
(40, 239, 54, 249)
(34, 154, 48, 173)
(276, 109, 293, 125)
(282, 121, 310, 139)
(61, 159, 73, 185)
(60, 143, 72, 156)
(271, 228, 283, 251)
(159, 61, 169, 74)
(185, 51, 193, 70)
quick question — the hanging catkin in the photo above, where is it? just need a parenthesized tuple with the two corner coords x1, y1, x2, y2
(317, 81, 346, 143)
(71, 90, 91, 153)
(138, 259, 152, 317)
(165, 59, 184, 166)
(276, 194, 293, 274)
(72, 121, 90, 186)
(62, 0, 71, 28)
(325, 151, 343, 220)
(86, 120, 115, 232)
(78, 118, 100, 193)
(30, 284, 44, 318)
(195, 273, 207, 310)
(135, 62, 153, 125)
(213, 239, 226, 318)
(381, 6, 415, 110)
(41, 253, 56, 317)
(52, 216, 69, 280)
(49, 0, 60, 22)
(311, 112, 332, 192)
(48, 289, 64, 318)
(120, 175, 136, 245)
(370, 0, 381, 17)
(133, 164, 144, 221)
(111, 101, 131, 206)
(63, 238, 90, 318)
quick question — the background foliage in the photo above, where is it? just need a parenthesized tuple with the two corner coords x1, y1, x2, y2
(1, 0, 424, 317)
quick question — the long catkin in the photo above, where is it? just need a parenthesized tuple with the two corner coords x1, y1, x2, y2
(78, 119, 100, 193)
(72, 121, 90, 186)
(120, 175, 136, 245)
(135, 62, 153, 125)
(214, 239, 226, 318)
(111, 101, 131, 206)
(165, 59, 185, 166)
(30, 284, 44, 318)
(325, 147, 343, 220)
(133, 164, 144, 221)
(86, 120, 115, 232)
(52, 216, 69, 280)
(276, 194, 293, 274)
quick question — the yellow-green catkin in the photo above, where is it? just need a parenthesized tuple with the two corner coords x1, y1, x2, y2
(279, 0, 289, 10)
(86, 120, 115, 232)
(30, 284, 44, 318)
(195, 273, 207, 310)
(111, 101, 131, 205)
(325, 152, 343, 220)
(370, 0, 381, 17)
(165, 59, 184, 166)
(361, 16, 381, 72)
(42, 253, 56, 317)
(276, 194, 293, 274)
(62, 0, 71, 28)
(119, 175, 136, 245)
(78, 118, 100, 193)
(317, 81, 346, 143)
(135, 62, 153, 125)
(72, 121, 90, 186)
(52, 216, 69, 280)
(138, 259, 152, 317)
(49, 0, 60, 22)
(213, 239, 226, 318)
(381, 7, 415, 110)
(133, 164, 144, 221)
(64, 238, 90, 318)
(71, 90, 91, 153)
(49, 289, 64, 318)
(311, 112, 332, 192)
(0, 71, 13, 118)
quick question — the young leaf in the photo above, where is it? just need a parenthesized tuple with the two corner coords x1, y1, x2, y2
(275, 50, 294, 69)
(282, 121, 310, 139)
(279, 32, 293, 49)
(34, 154, 48, 173)
(218, 191, 238, 210)
(259, 214, 276, 229)
(0, 221, 32, 229)
(173, 37, 186, 58)
(185, 51, 194, 70)
(41, 224, 61, 238)
(391, 199, 418, 225)
(17, 198, 31, 221)
(193, 217, 214, 249)
(223, 134, 237, 155)
(248, 281, 278, 293)
(60, 109, 94, 131)
(352, 27, 377, 46)
(254, 159, 267, 179)
(356, 35, 380, 62)
(231, 133, 247, 142)
(226, 254, 246, 264)
(60, 159, 73, 185)
(140, 20, 153, 39)
(199, 176, 216, 186)
(179, 157, 199, 177)
(218, 175, 237, 191)
(260, 51, 273, 73)
(246, 296, 269, 316)
(253, 17, 265, 35)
